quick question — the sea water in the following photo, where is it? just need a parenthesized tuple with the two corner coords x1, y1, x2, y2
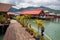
(28, 19, 60, 40)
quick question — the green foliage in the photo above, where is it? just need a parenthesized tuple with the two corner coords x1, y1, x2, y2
(33, 19, 44, 27)
(15, 14, 31, 27)
(28, 27, 34, 32)
(0, 15, 6, 23)
(23, 14, 31, 19)
(33, 19, 44, 33)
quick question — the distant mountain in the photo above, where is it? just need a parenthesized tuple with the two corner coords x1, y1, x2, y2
(9, 6, 60, 14)
(8, 7, 19, 12)
(9, 7, 39, 12)
(19, 6, 60, 14)
(18, 7, 38, 11)
(40, 6, 60, 14)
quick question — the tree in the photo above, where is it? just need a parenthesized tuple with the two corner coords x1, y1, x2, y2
(19, 16, 25, 25)
(15, 16, 21, 20)
(15, 15, 25, 24)
(21, 14, 31, 27)
(33, 19, 44, 36)
(15, 14, 31, 28)
(23, 14, 31, 22)
(0, 15, 6, 24)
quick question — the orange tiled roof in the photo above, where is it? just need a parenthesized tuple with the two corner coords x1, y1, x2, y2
(20, 9, 43, 14)
(0, 3, 13, 12)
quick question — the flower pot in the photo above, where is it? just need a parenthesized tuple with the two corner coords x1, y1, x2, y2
(35, 37, 40, 40)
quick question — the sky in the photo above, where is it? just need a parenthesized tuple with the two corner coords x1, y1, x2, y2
(0, 0, 60, 10)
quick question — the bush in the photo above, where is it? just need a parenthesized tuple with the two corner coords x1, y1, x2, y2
(0, 15, 6, 24)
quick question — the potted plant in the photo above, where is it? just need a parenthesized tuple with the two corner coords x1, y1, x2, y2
(34, 33, 40, 40)
(28, 24, 34, 35)
(33, 19, 44, 36)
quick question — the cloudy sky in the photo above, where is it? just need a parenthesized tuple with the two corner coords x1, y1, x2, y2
(0, 0, 60, 10)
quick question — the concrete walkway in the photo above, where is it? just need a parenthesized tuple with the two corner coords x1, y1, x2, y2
(3, 20, 35, 40)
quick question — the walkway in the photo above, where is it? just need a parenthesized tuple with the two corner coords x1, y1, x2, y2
(3, 19, 35, 40)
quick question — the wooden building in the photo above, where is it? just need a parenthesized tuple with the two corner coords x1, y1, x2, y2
(20, 8, 45, 19)
(0, 3, 13, 34)
(0, 3, 13, 18)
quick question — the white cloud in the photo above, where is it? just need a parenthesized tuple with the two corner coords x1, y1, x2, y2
(12, 2, 39, 9)
(12, 3, 31, 9)
(0, 0, 11, 3)
(12, 0, 60, 10)
(46, 5, 60, 10)
(0, 0, 60, 10)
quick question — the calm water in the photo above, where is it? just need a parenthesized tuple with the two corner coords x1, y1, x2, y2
(28, 19, 60, 40)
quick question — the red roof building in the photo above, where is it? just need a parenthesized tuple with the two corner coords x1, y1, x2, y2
(20, 9, 43, 14)
(57, 14, 60, 18)
(7, 12, 15, 15)
(0, 3, 13, 12)
(0, 3, 13, 19)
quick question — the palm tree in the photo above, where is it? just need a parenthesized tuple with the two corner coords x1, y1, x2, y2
(33, 19, 44, 36)
(20, 15, 25, 25)
(23, 14, 31, 21)
(15, 16, 20, 20)
(22, 14, 31, 27)
(15, 15, 31, 28)
(15, 15, 24, 25)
